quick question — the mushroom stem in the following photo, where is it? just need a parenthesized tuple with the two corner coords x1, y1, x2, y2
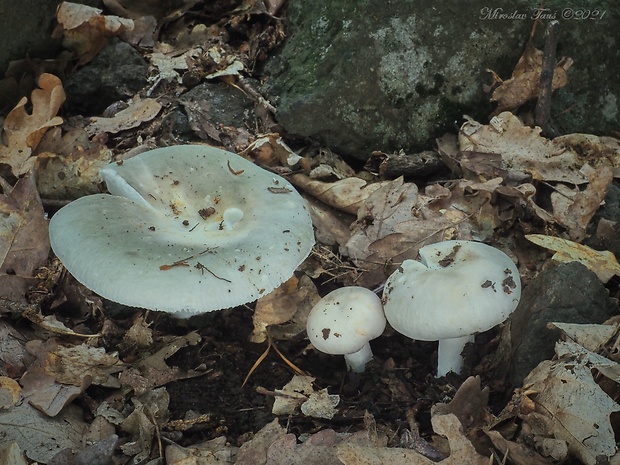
(344, 343, 373, 373)
(436, 335, 474, 377)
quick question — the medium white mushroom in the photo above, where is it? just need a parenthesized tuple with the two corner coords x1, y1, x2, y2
(48, 145, 315, 317)
(306, 286, 386, 373)
(381, 240, 521, 377)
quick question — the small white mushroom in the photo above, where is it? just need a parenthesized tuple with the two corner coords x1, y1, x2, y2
(381, 240, 521, 377)
(48, 145, 315, 317)
(306, 286, 386, 373)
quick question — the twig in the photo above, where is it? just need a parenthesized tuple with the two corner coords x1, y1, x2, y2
(535, 20, 560, 136)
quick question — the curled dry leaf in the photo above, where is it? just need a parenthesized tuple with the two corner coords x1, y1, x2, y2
(486, 37, 573, 114)
(0, 377, 21, 410)
(251, 275, 320, 343)
(55, 1, 134, 64)
(290, 174, 385, 215)
(85, 97, 162, 136)
(0, 73, 65, 176)
(550, 165, 613, 241)
(526, 234, 620, 283)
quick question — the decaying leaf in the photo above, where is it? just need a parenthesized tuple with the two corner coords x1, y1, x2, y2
(119, 332, 204, 395)
(549, 322, 619, 352)
(520, 356, 619, 465)
(251, 275, 320, 343)
(35, 127, 112, 200)
(0, 402, 87, 463)
(0, 442, 27, 465)
(165, 436, 237, 465)
(431, 376, 490, 431)
(337, 414, 489, 465)
(22, 306, 101, 338)
(264, 428, 376, 465)
(526, 234, 620, 283)
(0, 174, 50, 303)
(342, 177, 480, 287)
(0, 73, 65, 176)
(0, 377, 21, 410)
(54, 1, 134, 64)
(20, 339, 122, 416)
(486, 36, 573, 114)
(550, 164, 613, 241)
(459, 112, 620, 184)
(270, 375, 340, 420)
(290, 174, 386, 215)
(85, 97, 162, 136)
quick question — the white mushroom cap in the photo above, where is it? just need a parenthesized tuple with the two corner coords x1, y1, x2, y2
(306, 286, 386, 373)
(382, 240, 521, 376)
(48, 145, 315, 317)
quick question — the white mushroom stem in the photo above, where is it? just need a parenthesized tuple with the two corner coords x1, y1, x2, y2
(343, 343, 374, 373)
(437, 335, 474, 377)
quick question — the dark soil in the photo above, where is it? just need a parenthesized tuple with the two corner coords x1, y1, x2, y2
(121, 302, 492, 448)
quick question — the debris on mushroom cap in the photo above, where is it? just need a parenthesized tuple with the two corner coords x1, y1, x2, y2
(306, 287, 386, 356)
(48, 145, 315, 316)
(382, 240, 522, 341)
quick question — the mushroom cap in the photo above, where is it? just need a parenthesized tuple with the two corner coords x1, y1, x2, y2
(306, 287, 386, 355)
(48, 145, 315, 316)
(382, 240, 521, 341)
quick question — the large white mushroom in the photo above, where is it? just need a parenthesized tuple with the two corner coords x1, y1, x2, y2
(381, 240, 521, 377)
(48, 145, 315, 317)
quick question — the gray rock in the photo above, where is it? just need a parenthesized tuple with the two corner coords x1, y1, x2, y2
(64, 39, 148, 114)
(180, 81, 254, 128)
(494, 261, 618, 390)
(262, 0, 619, 159)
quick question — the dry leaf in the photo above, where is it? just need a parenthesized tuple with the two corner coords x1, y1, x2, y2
(0, 442, 27, 465)
(165, 436, 237, 465)
(22, 306, 101, 338)
(119, 332, 203, 395)
(431, 376, 489, 431)
(337, 414, 489, 465)
(342, 178, 479, 287)
(0, 73, 65, 176)
(251, 275, 320, 343)
(0, 174, 50, 303)
(235, 419, 287, 465)
(20, 339, 121, 416)
(549, 322, 619, 352)
(85, 97, 162, 136)
(526, 234, 620, 283)
(486, 430, 554, 465)
(0, 402, 87, 463)
(35, 127, 112, 200)
(0, 377, 21, 409)
(55, 1, 134, 64)
(486, 35, 573, 114)
(271, 375, 339, 419)
(551, 165, 613, 241)
(290, 174, 385, 215)
(521, 358, 619, 465)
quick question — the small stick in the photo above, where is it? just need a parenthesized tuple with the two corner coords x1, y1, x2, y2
(535, 20, 560, 136)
